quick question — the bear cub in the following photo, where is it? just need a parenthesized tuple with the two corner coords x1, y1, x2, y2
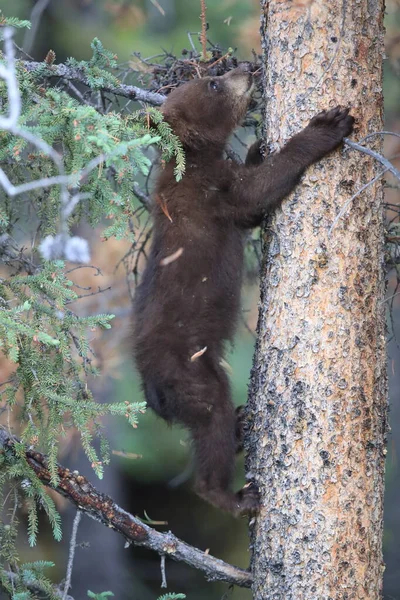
(132, 64, 354, 516)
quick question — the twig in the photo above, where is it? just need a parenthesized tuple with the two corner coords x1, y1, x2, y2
(357, 131, 400, 144)
(328, 137, 400, 235)
(1, 30, 156, 255)
(207, 51, 233, 70)
(65, 265, 103, 276)
(0, 27, 69, 207)
(0, 28, 20, 128)
(149, 0, 166, 16)
(62, 510, 82, 600)
(160, 247, 184, 266)
(160, 554, 168, 588)
(21, 60, 166, 106)
(133, 182, 151, 209)
(0, 428, 252, 588)
(200, 0, 208, 61)
(0, 379, 14, 388)
(382, 290, 400, 305)
(187, 31, 198, 54)
(0, 32, 152, 263)
(386, 182, 400, 191)
(65, 80, 93, 106)
(66, 285, 112, 303)
(0, 155, 104, 198)
(343, 138, 400, 182)
(328, 168, 387, 236)
(0, 26, 92, 262)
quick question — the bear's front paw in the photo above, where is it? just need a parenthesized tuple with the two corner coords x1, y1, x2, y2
(245, 139, 266, 166)
(307, 106, 355, 151)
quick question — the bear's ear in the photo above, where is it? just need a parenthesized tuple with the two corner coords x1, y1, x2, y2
(161, 106, 198, 148)
(159, 104, 176, 127)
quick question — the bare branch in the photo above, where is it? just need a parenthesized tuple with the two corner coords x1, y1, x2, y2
(21, 60, 166, 106)
(0, 428, 252, 589)
(356, 130, 400, 144)
(200, 0, 208, 61)
(62, 510, 82, 600)
(133, 182, 151, 209)
(160, 554, 168, 588)
(0, 27, 21, 128)
(328, 136, 400, 235)
(0, 27, 69, 208)
(0, 162, 99, 198)
(344, 137, 400, 181)
(328, 168, 387, 236)
(0, 30, 161, 262)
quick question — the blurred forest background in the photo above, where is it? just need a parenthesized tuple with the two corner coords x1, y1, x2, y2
(0, 0, 400, 599)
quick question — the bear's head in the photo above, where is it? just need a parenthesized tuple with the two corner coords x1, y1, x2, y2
(161, 64, 253, 151)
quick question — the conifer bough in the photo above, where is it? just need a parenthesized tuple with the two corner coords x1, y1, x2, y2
(21, 60, 166, 106)
(0, 429, 252, 589)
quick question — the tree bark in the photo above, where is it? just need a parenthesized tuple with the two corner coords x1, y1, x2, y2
(247, 1, 388, 599)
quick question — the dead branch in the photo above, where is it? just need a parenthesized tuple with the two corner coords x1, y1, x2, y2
(62, 510, 82, 600)
(0, 428, 252, 589)
(200, 0, 208, 61)
(329, 137, 400, 234)
(329, 168, 387, 235)
(344, 137, 400, 181)
(21, 60, 166, 106)
(133, 182, 151, 209)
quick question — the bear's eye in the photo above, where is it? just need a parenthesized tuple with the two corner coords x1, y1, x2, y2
(209, 80, 219, 92)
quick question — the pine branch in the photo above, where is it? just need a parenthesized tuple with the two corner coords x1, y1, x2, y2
(4, 570, 75, 600)
(0, 429, 252, 589)
(21, 60, 166, 106)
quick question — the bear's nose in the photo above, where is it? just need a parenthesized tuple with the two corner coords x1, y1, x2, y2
(237, 62, 252, 73)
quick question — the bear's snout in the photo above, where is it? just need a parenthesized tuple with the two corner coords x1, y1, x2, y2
(223, 66, 253, 97)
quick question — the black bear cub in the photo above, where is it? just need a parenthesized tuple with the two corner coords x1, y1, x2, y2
(132, 64, 354, 516)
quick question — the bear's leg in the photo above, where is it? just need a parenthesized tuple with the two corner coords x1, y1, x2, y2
(191, 400, 258, 516)
(175, 364, 258, 516)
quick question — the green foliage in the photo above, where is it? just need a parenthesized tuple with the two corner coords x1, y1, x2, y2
(0, 48, 184, 241)
(133, 106, 186, 182)
(0, 33, 183, 598)
(66, 37, 119, 89)
(0, 85, 160, 241)
(0, 560, 59, 600)
(0, 12, 30, 29)
(1, 259, 146, 489)
(0, 29, 188, 599)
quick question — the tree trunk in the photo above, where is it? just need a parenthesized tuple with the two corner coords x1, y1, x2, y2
(247, 1, 388, 599)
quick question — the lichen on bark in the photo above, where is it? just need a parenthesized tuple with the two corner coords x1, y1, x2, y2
(247, 1, 388, 598)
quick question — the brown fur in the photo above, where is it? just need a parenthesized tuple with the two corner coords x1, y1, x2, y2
(132, 65, 354, 516)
